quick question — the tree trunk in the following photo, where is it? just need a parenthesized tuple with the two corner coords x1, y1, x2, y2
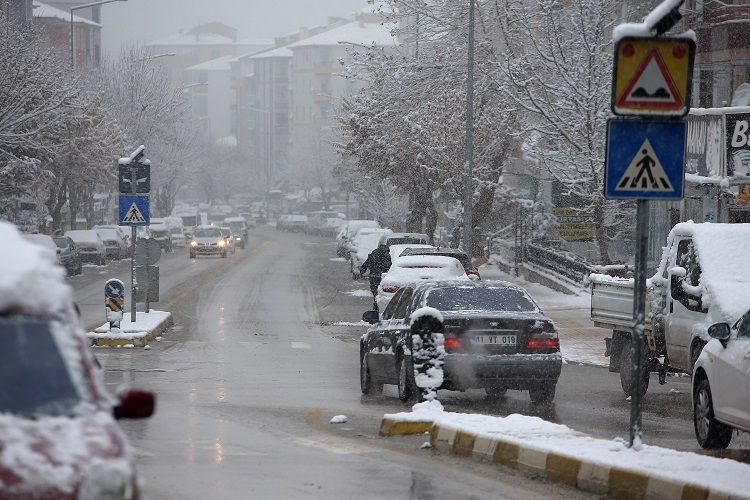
(593, 199, 611, 265)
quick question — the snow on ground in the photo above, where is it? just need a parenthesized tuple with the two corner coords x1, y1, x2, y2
(346, 289, 372, 297)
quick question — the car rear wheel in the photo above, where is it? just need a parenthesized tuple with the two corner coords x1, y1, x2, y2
(189, 252, 196, 259)
(528, 381, 556, 404)
(619, 337, 651, 398)
(485, 386, 508, 399)
(694, 378, 733, 449)
(398, 356, 417, 402)
(360, 353, 382, 395)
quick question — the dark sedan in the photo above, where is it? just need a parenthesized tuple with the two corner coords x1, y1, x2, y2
(53, 236, 82, 276)
(360, 280, 562, 403)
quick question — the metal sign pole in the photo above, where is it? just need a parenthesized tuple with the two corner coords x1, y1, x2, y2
(130, 161, 137, 323)
(630, 199, 649, 446)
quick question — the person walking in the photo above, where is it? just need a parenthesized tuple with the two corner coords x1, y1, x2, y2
(359, 244, 391, 311)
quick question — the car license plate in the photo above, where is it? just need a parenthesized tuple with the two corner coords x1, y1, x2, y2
(470, 334, 516, 345)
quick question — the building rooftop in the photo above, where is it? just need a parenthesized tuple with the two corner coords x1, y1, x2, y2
(33, 1, 101, 27)
(287, 18, 399, 49)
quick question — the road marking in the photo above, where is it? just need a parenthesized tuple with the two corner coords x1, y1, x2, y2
(238, 341, 263, 347)
(291, 342, 311, 349)
(183, 341, 206, 347)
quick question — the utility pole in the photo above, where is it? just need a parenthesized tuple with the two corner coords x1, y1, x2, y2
(462, 0, 476, 258)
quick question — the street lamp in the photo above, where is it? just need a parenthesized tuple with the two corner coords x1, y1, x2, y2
(70, 0, 127, 70)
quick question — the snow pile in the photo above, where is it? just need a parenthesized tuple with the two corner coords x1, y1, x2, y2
(410, 308, 445, 401)
(330, 415, 347, 424)
(384, 408, 750, 497)
(0, 222, 70, 313)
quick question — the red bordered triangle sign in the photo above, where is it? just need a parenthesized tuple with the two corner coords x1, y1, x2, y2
(617, 48, 683, 110)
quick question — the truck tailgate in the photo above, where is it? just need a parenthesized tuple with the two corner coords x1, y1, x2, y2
(590, 275, 651, 331)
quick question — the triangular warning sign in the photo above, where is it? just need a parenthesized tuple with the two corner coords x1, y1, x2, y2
(617, 48, 683, 109)
(122, 202, 146, 223)
(616, 138, 674, 192)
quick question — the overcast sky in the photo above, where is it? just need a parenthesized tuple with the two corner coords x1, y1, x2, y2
(100, 0, 366, 55)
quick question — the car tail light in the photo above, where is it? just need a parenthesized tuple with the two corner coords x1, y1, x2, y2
(444, 332, 460, 352)
(382, 286, 400, 293)
(526, 331, 560, 350)
(467, 270, 481, 279)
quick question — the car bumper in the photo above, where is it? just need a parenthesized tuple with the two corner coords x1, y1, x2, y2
(191, 245, 223, 254)
(441, 353, 562, 390)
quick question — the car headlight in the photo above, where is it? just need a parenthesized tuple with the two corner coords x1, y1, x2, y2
(78, 460, 135, 500)
(217, 240, 225, 247)
(190, 240, 198, 247)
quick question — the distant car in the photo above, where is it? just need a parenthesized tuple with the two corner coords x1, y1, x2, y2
(346, 225, 385, 259)
(53, 235, 83, 276)
(94, 227, 128, 260)
(170, 224, 186, 248)
(692, 312, 750, 449)
(220, 226, 236, 254)
(189, 225, 227, 258)
(239, 212, 256, 229)
(64, 230, 107, 265)
(0, 222, 155, 499)
(399, 247, 481, 279)
(320, 217, 346, 238)
(149, 220, 172, 253)
(376, 255, 469, 311)
(224, 217, 248, 249)
(360, 280, 562, 403)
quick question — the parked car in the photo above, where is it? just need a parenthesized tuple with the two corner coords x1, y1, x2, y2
(351, 229, 393, 279)
(0, 221, 155, 499)
(360, 280, 562, 403)
(93, 224, 131, 257)
(149, 219, 172, 253)
(692, 310, 750, 449)
(223, 217, 248, 249)
(21, 234, 60, 264)
(64, 230, 107, 265)
(378, 232, 430, 248)
(348, 227, 392, 267)
(399, 247, 481, 279)
(338, 220, 380, 258)
(376, 255, 470, 311)
(53, 235, 83, 276)
(162, 216, 186, 248)
(94, 227, 128, 260)
(220, 226, 236, 254)
(320, 217, 346, 238)
(189, 225, 227, 258)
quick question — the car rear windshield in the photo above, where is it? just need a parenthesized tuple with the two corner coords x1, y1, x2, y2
(388, 237, 426, 246)
(403, 250, 471, 270)
(425, 287, 537, 312)
(0, 316, 82, 417)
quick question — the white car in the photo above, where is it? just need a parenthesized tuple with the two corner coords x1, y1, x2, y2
(350, 229, 393, 279)
(376, 255, 470, 311)
(692, 310, 750, 449)
(64, 229, 107, 265)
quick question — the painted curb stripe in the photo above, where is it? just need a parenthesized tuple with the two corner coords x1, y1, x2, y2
(378, 419, 432, 436)
(453, 431, 476, 457)
(492, 440, 520, 469)
(609, 467, 649, 498)
(546, 452, 581, 487)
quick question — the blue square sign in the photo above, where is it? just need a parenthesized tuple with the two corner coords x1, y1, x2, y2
(605, 119, 685, 200)
(118, 194, 150, 226)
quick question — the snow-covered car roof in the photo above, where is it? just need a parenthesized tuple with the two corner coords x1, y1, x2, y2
(356, 232, 391, 260)
(381, 255, 468, 287)
(223, 217, 246, 223)
(3, 224, 70, 312)
(64, 230, 102, 244)
(389, 243, 435, 259)
(655, 221, 750, 323)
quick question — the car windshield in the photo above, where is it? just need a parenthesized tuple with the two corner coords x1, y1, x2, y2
(170, 227, 182, 234)
(425, 287, 537, 312)
(388, 237, 426, 245)
(0, 316, 83, 417)
(228, 222, 243, 232)
(194, 227, 222, 238)
(53, 238, 68, 249)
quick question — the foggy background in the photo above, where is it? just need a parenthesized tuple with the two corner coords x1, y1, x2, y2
(101, 0, 365, 56)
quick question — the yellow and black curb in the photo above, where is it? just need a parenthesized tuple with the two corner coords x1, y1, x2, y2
(381, 417, 738, 499)
(89, 313, 173, 347)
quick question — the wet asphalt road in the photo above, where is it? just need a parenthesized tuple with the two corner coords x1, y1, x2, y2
(69, 226, 749, 498)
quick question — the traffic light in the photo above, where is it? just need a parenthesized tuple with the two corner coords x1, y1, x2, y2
(118, 163, 151, 193)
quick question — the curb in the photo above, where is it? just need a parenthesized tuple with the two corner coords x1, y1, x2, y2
(89, 313, 173, 347)
(383, 416, 743, 499)
(428, 423, 735, 500)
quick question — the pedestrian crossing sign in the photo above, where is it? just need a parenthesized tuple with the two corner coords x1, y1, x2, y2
(118, 194, 150, 226)
(605, 119, 685, 200)
(612, 37, 694, 117)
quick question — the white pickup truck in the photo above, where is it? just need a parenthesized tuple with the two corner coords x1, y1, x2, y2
(590, 221, 750, 396)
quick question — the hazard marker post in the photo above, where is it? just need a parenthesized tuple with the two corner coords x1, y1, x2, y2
(104, 279, 125, 330)
(606, 0, 693, 449)
(118, 146, 151, 323)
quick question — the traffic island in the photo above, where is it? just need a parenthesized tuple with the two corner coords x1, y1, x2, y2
(381, 401, 749, 499)
(88, 310, 172, 347)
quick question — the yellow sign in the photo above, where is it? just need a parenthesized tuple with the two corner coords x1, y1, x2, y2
(612, 37, 694, 117)
(552, 208, 596, 242)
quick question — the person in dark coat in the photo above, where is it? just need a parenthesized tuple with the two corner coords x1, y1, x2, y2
(359, 244, 391, 311)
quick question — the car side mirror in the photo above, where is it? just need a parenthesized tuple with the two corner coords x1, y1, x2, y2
(707, 322, 730, 347)
(114, 388, 155, 419)
(362, 310, 379, 324)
